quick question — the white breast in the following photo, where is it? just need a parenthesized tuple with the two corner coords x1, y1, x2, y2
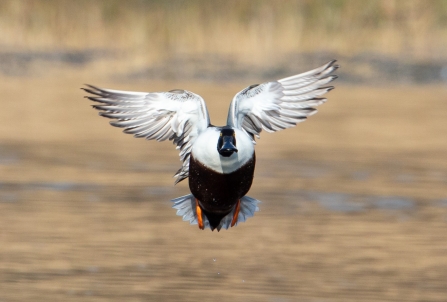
(192, 127, 254, 174)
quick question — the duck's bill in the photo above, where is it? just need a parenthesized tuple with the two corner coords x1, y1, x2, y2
(219, 138, 238, 157)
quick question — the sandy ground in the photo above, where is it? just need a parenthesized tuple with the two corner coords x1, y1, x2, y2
(1, 71, 447, 301)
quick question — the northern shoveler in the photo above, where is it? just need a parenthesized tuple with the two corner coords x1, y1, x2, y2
(83, 60, 338, 231)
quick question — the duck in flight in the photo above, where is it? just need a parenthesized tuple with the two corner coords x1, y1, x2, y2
(83, 60, 338, 231)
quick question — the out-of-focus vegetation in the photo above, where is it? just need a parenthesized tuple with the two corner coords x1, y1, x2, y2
(1, 0, 447, 63)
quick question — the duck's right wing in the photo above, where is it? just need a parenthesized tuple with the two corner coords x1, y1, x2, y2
(83, 85, 210, 184)
(227, 60, 338, 140)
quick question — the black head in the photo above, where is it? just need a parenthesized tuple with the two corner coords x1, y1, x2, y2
(217, 128, 238, 157)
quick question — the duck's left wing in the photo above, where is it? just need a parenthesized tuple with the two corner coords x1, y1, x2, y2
(227, 60, 338, 139)
(83, 85, 210, 184)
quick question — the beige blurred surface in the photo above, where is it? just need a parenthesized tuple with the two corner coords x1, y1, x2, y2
(0, 69, 447, 301)
(1, 1, 447, 301)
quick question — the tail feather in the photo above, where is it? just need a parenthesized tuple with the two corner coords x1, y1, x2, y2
(236, 195, 260, 224)
(171, 194, 260, 231)
(171, 194, 198, 224)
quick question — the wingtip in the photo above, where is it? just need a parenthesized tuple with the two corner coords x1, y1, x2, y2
(84, 83, 98, 90)
(81, 85, 93, 93)
(325, 60, 339, 71)
(83, 84, 106, 97)
(87, 96, 98, 102)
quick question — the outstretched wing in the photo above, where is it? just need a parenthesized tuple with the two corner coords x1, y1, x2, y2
(83, 85, 210, 184)
(227, 60, 338, 139)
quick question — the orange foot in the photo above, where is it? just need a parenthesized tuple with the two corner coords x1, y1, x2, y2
(231, 199, 241, 227)
(196, 199, 204, 230)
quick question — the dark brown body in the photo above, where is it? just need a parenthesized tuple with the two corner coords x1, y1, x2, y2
(189, 153, 256, 226)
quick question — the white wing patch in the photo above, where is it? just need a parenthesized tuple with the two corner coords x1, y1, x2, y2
(227, 60, 338, 139)
(83, 85, 210, 184)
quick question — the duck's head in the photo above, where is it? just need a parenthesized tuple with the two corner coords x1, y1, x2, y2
(217, 128, 238, 157)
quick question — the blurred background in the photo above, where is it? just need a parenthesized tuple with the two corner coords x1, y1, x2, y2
(1, 0, 447, 301)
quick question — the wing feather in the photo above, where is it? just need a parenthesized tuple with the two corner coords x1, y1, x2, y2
(83, 85, 210, 184)
(227, 60, 338, 139)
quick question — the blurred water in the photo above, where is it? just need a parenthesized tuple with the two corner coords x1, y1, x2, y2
(1, 144, 447, 302)
(0, 179, 424, 214)
(0, 147, 19, 165)
(1, 78, 447, 301)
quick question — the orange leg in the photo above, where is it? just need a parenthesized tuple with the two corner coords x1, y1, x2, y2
(195, 199, 204, 230)
(231, 199, 241, 227)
